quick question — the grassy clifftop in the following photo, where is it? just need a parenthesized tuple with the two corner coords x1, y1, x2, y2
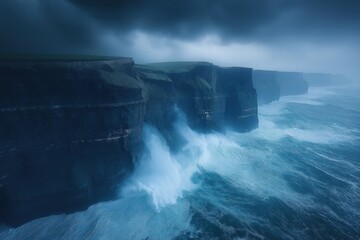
(0, 54, 130, 62)
(138, 61, 212, 73)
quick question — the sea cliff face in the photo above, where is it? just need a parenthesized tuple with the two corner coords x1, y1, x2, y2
(252, 70, 280, 105)
(252, 70, 309, 105)
(139, 62, 258, 133)
(0, 58, 258, 226)
(0, 58, 147, 226)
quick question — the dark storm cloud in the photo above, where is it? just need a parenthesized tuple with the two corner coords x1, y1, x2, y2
(67, 0, 281, 40)
(0, 0, 359, 79)
(67, 0, 360, 41)
(0, 0, 101, 54)
(1, 0, 359, 54)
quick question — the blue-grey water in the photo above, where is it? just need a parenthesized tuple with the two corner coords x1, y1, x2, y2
(1, 86, 359, 240)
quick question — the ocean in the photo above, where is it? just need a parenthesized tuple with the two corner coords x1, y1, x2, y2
(1, 86, 359, 240)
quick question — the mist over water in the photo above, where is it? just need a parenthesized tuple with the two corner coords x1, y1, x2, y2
(1, 86, 360, 239)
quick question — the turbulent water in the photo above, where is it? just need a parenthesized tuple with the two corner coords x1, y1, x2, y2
(1, 86, 360, 240)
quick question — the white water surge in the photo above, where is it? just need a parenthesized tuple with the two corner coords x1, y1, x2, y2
(1, 86, 359, 239)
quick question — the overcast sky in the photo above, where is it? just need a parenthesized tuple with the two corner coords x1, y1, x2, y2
(1, 0, 359, 79)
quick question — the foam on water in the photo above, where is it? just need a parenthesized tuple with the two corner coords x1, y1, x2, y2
(1, 86, 359, 239)
(121, 107, 224, 210)
(255, 118, 357, 144)
(255, 108, 358, 145)
(280, 87, 337, 106)
(121, 124, 197, 210)
(0, 196, 193, 240)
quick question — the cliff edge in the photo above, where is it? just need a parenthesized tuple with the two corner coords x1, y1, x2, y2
(0, 57, 258, 226)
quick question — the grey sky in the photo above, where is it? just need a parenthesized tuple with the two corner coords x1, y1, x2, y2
(1, 0, 359, 79)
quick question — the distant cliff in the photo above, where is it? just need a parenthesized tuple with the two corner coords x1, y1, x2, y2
(0, 57, 258, 226)
(252, 70, 280, 105)
(276, 72, 308, 96)
(253, 70, 308, 105)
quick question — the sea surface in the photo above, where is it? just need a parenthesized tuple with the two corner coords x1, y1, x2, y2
(1, 86, 359, 240)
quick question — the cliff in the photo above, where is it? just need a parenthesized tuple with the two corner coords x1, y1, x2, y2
(252, 70, 280, 105)
(139, 62, 258, 133)
(0, 58, 258, 226)
(276, 71, 308, 96)
(252, 70, 308, 105)
(0, 57, 147, 226)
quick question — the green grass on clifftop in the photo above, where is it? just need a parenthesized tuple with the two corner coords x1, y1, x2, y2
(138, 61, 213, 73)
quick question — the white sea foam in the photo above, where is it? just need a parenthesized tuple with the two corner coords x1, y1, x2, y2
(121, 108, 212, 210)
(279, 87, 337, 106)
(121, 125, 197, 210)
(284, 126, 357, 144)
(199, 130, 297, 200)
(2, 87, 358, 239)
(0, 196, 192, 240)
(258, 101, 287, 116)
(255, 92, 358, 144)
(0, 109, 232, 239)
(255, 115, 357, 144)
(281, 97, 324, 106)
(123, 98, 356, 212)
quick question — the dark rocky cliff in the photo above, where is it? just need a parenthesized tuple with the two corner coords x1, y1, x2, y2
(0, 58, 258, 226)
(0, 57, 146, 226)
(139, 62, 258, 133)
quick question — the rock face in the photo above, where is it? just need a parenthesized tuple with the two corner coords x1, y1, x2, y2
(0, 58, 258, 226)
(252, 70, 308, 105)
(252, 70, 280, 105)
(276, 71, 309, 96)
(303, 73, 351, 87)
(0, 57, 146, 226)
(139, 62, 258, 133)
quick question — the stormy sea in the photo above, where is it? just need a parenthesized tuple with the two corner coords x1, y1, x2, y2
(1, 86, 359, 240)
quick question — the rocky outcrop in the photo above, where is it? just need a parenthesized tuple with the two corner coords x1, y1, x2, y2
(0, 58, 258, 226)
(303, 73, 351, 87)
